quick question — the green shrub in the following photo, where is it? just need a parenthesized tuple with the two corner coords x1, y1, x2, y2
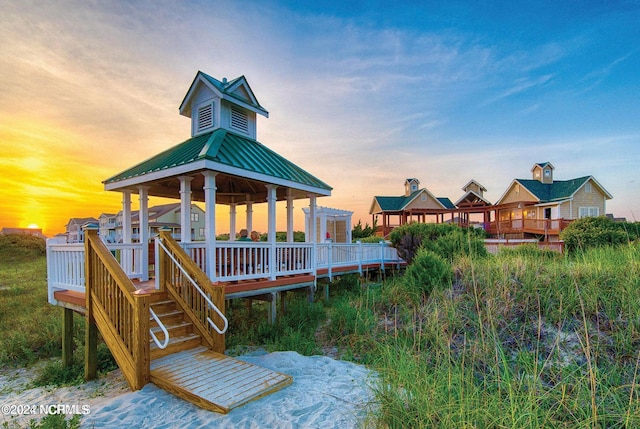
(560, 216, 638, 253)
(0, 234, 46, 262)
(402, 249, 452, 303)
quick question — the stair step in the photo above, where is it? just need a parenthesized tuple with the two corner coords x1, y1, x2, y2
(150, 308, 185, 326)
(151, 333, 201, 360)
(147, 290, 168, 303)
(150, 299, 178, 313)
(151, 320, 193, 338)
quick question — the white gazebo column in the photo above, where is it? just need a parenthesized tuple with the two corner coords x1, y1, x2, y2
(138, 186, 150, 281)
(308, 195, 317, 276)
(308, 195, 317, 243)
(266, 185, 278, 280)
(122, 190, 132, 244)
(246, 196, 253, 234)
(203, 172, 217, 279)
(286, 189, 294, 242)
(179, 176, 193, 243)
(229, 203, 237, 241)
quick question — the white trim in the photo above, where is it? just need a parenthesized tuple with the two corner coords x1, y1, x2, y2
(494, 179, 540, 205)
(403, 188, 448, 210)
(104, 159, 331, 196)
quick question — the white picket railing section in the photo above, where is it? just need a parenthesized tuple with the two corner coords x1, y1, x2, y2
(47, 238, 403, 305)
(46, 238, 145, 305)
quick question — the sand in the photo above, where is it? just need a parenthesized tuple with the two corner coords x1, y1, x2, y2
(0, 351, 375, 428)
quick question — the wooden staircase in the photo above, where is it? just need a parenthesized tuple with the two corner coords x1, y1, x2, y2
(83, 230, 293, 414)
(147, 289, 292, 413)
(149, 291, 201, 360)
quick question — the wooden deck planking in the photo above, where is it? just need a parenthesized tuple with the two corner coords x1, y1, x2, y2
(150, 346, 292, 413)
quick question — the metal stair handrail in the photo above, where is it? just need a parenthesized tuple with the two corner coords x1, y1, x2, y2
(149, 308, 170, 349)
(157, 238, 228, 335)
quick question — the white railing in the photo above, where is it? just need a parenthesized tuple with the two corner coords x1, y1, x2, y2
(46, 238, 144, 305)
(149, 308, 170, 349)
(157, 239, 228, 334)
(181, 241, 314, 282)
(47, 239, 404, 305)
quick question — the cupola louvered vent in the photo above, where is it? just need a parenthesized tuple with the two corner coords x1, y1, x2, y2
(230, 107, 249, 133)
(197, 103, 214, 132)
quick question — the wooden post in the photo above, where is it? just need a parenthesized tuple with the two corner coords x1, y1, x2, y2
(84, 230, 97, 381)
(84, 321, 97, 381)
(62, 308, 74, 368)
(132, 294, 150, 389)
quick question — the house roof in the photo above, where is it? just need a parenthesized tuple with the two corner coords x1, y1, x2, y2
(517, 176, 591, 202)
(103, 129, 332, 194)
(495, 175, 613, 206)
(372, 189, 455, 213)
(455, 190, 492, 207)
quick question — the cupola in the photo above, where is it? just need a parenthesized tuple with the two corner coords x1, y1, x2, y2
(532, 162, 554, 184)
(178, 71, 269, 139)
(404, 178, 420, 196)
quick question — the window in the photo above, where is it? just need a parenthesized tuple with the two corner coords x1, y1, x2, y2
(197, 103, 214, 132)
(585, 182, 592, 193)
(579, 207, 599, 218)
(420, 194, 426, 201)
(191, 213, 199, 222)
(230, 106, 249, 133)
(199, 228, 205, 237)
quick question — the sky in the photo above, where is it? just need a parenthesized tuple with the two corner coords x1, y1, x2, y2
(1, 0, 639, 236)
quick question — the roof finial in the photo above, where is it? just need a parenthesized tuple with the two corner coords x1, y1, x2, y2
(222, 77, 228, 85)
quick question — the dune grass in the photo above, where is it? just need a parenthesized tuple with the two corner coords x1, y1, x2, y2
(0, 235, 116, 388)
(320, 244, 640, 428)
(3, 233, 639, 427)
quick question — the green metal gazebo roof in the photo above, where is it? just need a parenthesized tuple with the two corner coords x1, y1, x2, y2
(104, 129, 332, 192)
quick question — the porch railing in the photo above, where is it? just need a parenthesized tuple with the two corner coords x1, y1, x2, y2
(48, 238, 404, 305)
(47, 239, 144, 306)
(181, 241, 315, 282)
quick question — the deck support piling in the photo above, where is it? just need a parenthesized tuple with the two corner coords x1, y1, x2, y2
(84, 319, 97, 381)
(62, 308, 74, 368)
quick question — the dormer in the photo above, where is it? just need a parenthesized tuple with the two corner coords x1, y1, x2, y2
(179, 71, 269, 139)
(531, 162, 554, 184)
(405, 178, 420, 196)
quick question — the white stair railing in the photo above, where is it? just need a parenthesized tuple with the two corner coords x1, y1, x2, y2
(149, 308, 169, 349)
(157, 238, 228, 335)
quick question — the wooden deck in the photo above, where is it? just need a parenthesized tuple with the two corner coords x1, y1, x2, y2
(150, 346, 292, 414)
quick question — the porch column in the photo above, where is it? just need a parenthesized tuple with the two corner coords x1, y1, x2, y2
(179, 176, 193, 243)
(122, 190, 132, 244)
(266, 185, 278, 280)
(203, 172, 217, 279)
(138, 186, 149, 281)
(229, 203, 237, 241)
(246, 197, 253, 234)
(308, 195, 317, 244)
(286, 189, 294, 242)
(308, 195, 317, 277)
(319, 208, 327, 241)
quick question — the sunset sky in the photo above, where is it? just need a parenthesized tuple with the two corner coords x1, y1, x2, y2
(2, 0, 639, 236)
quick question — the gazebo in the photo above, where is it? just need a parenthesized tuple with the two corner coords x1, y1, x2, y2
(103, 71, 332, 280)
